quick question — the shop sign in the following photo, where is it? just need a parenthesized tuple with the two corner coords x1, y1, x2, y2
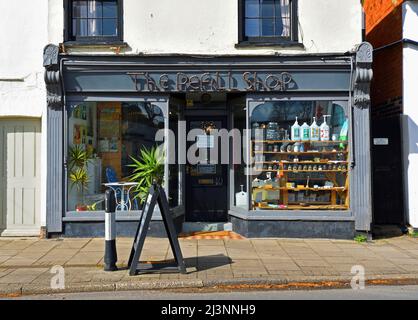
(127, 71, 293, 93)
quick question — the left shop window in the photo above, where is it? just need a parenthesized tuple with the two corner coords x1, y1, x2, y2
(66, 102, 164, 212)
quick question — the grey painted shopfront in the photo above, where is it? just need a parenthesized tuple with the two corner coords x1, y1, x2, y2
(43, 43, 373, 239)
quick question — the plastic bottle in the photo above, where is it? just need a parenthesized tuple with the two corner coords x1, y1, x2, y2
(320, 115, 331, 141)
(301, 122, 310, 141)
(310, 117, 320, 141)
(340, 118, 349, 141)
(291, 117, 301, 141)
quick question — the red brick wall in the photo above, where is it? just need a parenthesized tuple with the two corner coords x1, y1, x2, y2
(364, 0, 404, 33)
(364, 0, 404, 112)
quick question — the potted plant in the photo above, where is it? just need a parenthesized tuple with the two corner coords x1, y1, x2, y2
(128, 145, 165, 205)
(68, 145, 91, 211)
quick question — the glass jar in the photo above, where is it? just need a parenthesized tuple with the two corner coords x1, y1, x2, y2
(252, 122, 260, 140)
(266, 122, 279, 141)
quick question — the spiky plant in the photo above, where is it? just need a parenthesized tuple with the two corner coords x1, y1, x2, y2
(69, 167, 90, 192)
(128, 146, 165, 203)
(68, 145, 92, 209)
(68, 145, 91, 170)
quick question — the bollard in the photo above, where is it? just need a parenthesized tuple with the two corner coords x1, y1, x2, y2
(104, 189, 118, 271)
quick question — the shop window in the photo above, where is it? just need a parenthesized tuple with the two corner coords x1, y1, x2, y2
(239, 0, 298, 44)
(66, 0, 123, 42)
(249, 100, 350, 211)
(66, 102, 166, 213)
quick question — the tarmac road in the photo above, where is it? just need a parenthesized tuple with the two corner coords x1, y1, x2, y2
(7, 285, 418, 300)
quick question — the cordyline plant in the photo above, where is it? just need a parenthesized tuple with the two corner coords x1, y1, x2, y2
(68, 145, 91, 194)
(128, 146, 165, 204)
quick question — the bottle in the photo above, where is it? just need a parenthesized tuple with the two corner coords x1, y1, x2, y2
(310, 117, 320, 141)
(320, 115, 331, 141)
(291, 117, 301, 141)
(301, 122, 310, 141)
(339, 118, 349, 149)
(235, 185, 248, 208)
(340, 118, 349, 141)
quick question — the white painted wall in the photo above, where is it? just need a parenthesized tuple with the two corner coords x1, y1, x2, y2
(0, 0, 49, 230)
(403, 1, 418, 228)
(48, 0, 363, 55)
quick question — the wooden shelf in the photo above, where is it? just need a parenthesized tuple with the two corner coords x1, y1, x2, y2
(253, 151, 348, 155)
(253, 140, 348, 144)
(254, 161, 348, 165)
(254, 204, 349, 210)
(252, 187, 347, 192)
(253, 169, 348, 173)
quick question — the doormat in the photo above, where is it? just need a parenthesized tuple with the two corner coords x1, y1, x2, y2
(179, 231, 245, 240)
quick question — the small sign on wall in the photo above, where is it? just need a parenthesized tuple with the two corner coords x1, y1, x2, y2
(373, 138, 389, 146)
(197, 135, 214, 148)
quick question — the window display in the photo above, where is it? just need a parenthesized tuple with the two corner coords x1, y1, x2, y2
(66, 101, 165, 213)
(250, 100, 349, 211)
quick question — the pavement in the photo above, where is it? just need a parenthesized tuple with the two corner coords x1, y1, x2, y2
(1, 236, 418, 296)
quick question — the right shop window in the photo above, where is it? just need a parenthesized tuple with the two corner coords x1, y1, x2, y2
(250, 100, 349, 211)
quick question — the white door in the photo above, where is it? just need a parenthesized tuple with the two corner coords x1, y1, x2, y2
(0, 118, 41, 236)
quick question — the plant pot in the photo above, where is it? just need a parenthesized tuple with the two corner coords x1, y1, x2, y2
(76, 204, 88, 212)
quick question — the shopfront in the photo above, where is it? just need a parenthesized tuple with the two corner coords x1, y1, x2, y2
(43, 43, 373, 239)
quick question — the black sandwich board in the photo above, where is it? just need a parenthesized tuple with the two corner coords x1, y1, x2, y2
(128, 183, 187, 276)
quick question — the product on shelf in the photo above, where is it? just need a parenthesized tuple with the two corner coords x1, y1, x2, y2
(320, 115, 331, 141)
(310, 117, 320, 141)
(291, 117, 301, 141)
(301, 122, 310, 141)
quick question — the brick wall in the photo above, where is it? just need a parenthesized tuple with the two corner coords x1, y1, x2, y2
(364, 0, 404, 33)
(364, 0, 404, 114)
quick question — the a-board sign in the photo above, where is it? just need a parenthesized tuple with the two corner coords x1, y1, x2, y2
(127, 183, 187, 276)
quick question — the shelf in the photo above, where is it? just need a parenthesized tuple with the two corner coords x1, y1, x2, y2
(254, 161, 348, 165)
(253, 140, 348, 144)
(254, 204, 349, 211)
(254, 151, 348, 155)
(253, 169, 348, 173)
(252, 187, 347, 192)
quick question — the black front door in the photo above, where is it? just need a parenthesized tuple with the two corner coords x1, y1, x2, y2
(371, 115, 405, 225)
(185, 116, 228, 222)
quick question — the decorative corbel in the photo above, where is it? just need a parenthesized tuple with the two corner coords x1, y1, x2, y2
(353, 42, 373, 109)
(43, 44, 63, 109)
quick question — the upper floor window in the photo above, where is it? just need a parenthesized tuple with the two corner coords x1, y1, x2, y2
(66, 0, 123, 42)
(240, 0, 298, 44)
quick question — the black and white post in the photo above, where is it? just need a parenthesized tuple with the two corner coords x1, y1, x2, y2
(104, 189, 118, 271)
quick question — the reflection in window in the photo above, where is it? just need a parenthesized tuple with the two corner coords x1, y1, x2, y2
(71, 0, 119, 38)
(66, 102, 164, 212)
(250, 101, 350, 211)
(244, 0, 291, 38)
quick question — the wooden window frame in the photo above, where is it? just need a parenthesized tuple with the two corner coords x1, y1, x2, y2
(64, 0, 124, 44)
(238, 0, 299, 46)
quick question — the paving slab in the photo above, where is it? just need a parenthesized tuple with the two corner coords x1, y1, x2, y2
(0, 268, 48, 284)
(65, 252, 103, 266)
(0, 236, 418, 295)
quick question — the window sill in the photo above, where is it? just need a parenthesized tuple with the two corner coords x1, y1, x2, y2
(62, 41, 129, 49)
(235, 41, 304, 49)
